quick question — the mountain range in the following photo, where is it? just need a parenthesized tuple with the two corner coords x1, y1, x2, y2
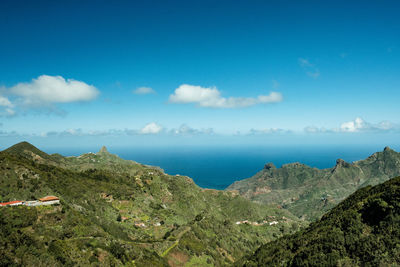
(2, 142, 400, 266)
(227, 147, 400, 220)
(0, 142, 302, 266)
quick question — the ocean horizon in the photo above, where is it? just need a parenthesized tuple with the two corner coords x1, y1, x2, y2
(43, 144, 398, 190)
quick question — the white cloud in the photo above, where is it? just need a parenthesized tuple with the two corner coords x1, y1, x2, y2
(170, 124, 214, 135)
(140, 122, 163, 134)
(298, 58, 320, 79)
(338, 117, 397, 133)
(0, 95, 15, 116)
(42, 128, 126, 137)
(169, 84, 283, 108)
(298, 58, 313, 67)
(376, 121, 395, 131)
(5, 108, 15, 116)
(0, 96, 13, 107)
(304, 126, 330, 133)
(306, 70, 320, 79)
(258, 92, 283, 103)
(41, 124, 213, 137)
(134, 87, 155, 95)
(305, 117, 399, 134)
(10, 75, 99, 106)
(340, 117, 366, 132)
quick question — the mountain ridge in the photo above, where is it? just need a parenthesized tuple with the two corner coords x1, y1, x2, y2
(0, 142, 303, 266)
(227, 147, 400, 220)
(237, 175, 400, 266)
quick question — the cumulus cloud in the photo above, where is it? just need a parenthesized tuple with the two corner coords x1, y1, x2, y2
(133, 87, 155, 95)
(169, 84, 282, 108)
(339, 117, 367, 132)
(170, 124, 214, 135)
(339, 117, 398, 133)
(140, 122, 163, 134)
(298, 58, 320, 79)
(305, 117, 399, 134)
(9, 75, 99, 106)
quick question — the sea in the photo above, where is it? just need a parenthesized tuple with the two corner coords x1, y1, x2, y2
(45, 144, 398, 190)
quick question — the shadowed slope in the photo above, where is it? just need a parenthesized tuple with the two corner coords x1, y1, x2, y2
(237, 176, 400, 266)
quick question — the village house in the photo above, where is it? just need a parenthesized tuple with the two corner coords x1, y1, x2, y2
(0, 200, 24, 207)
(39, 196, 60, 205)
(0, 196, 61, 207)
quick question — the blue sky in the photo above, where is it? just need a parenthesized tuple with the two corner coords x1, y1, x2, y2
(0, 0, 399, 148)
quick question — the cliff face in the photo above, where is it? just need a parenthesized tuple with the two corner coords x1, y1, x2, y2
(227, 147, 400, 220)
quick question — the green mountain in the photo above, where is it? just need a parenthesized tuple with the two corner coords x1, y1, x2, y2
(0, 142, 303, 267)
(237, 175, 400, 266)
(227, 147, 400, 220)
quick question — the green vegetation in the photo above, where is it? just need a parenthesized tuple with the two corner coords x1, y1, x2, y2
(227, 147, 400, 220)
(237, 176, 400, 266)
(0, 142, 304, 266)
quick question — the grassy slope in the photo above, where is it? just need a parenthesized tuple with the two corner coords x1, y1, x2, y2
(237, 176, 400, 266)
(0, 142, 304, 266)
(227, 147, 400, 220)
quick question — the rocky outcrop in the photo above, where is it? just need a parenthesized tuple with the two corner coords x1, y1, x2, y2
(332, 158, 351, 172)
(99, 146, 109, 154)
(264, 163, 276, 170)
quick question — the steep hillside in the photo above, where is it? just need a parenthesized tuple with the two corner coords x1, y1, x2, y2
(227, 147, 400, 220)
(237, 176, 400, 266)
(0, 142, 303, 266)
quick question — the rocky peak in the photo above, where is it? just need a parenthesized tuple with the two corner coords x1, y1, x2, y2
(384, 146, 393, 152)
(264, 163, 276, 170)
(99, 146, 109, 154)
(331, 159, 351, 173)
(335, 159, 350, 168)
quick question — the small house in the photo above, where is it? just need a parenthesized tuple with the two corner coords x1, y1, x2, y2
(0, 200, 24, 207)
(39, 196, 60, 205)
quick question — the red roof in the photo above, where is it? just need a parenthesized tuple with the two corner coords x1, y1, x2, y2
(0, 201, 23, 206)
(39, 196, 59, 202)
